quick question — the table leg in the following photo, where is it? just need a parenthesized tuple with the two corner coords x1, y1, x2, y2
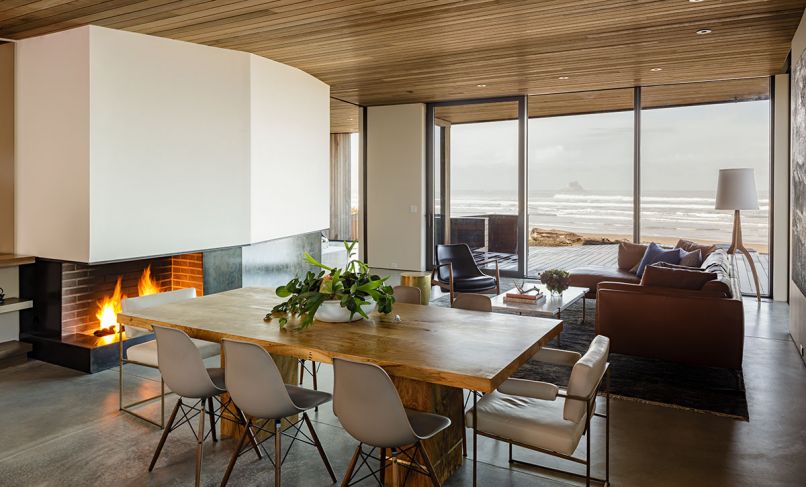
(389, 376, 464, 486)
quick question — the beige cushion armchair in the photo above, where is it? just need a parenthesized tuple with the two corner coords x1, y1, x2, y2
(466, 336, 611, 487)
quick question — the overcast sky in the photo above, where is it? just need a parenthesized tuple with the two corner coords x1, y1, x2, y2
(449, 100, 771, 197)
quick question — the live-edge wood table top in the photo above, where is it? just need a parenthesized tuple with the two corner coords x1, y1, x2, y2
(117, 287, 563, 393)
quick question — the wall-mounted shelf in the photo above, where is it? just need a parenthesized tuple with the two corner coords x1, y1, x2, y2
(0, 298, 33, 315)
(0, 254, 35, 268)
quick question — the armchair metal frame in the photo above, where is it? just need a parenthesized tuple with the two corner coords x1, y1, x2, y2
(430, 258, 501, 305)
(118, 330, 169, 428)
(470, 364, 611, 487)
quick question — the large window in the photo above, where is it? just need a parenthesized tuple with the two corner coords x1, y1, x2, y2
(527, 89, 634, 276)
(641, 80, 771, 294)
(426, 78, 773, 295)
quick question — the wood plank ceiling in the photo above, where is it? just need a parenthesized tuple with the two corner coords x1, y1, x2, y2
(435, 77, 772, 124)
(0, 0, 802, 108)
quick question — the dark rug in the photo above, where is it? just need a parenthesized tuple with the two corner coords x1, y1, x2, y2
(433, 296, 749, 420)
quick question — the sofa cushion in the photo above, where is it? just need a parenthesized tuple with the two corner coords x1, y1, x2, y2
(699, 249, 733, 297)
(679, 248, 703, 267)
(617, 242, 647, 272)
(569, 266, 640, 291)
(640, 263, 717, 291)
(676, 239, 717, 259)
(636, 242, 682, 277)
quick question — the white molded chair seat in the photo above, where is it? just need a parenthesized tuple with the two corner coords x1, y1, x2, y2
(126, 338, 220, 367)
(285, 384, 333, 412)
(465, 390, 586, 456)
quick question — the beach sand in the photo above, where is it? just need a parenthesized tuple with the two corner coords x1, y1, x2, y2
(528, 227, 769, 254)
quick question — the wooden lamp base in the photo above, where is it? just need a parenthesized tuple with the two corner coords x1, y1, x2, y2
(727, 209, 761, 302)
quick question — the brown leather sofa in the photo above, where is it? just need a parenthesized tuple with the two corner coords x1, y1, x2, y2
(569, 241, 744, 369)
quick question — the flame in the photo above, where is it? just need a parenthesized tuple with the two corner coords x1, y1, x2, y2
(138, 265, 160, 296)
(96, 277, 124, 334)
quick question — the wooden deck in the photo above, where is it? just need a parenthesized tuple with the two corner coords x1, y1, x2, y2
(476, 244, 769, 297)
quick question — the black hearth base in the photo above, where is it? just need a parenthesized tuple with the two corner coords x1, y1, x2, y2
(22, 332, 153, 373)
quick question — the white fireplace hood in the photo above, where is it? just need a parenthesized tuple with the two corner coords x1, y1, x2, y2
(14, 26, 329, 263)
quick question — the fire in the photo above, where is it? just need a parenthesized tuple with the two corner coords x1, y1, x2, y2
(138, 265, 160, 296)
(95, 277, 124, 336)
(94, 266, 162, 337)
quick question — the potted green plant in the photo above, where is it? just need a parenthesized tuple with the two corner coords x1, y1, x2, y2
(265, 242, 395, 329)
(540, 269, 570, 296)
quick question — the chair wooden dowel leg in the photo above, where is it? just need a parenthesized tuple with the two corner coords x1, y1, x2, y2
(274, 420, 282, 487)
(341, 444, 361, 487)
(207, 397, 217, 442)
(299, 360, 305, 385)
(231, 404, 262, 460)
(303, 412, 337, 482)
(195, 400, 206, 487)
(160, 377, 166, 428)
(149, 399, 181, 472)
(380, 447, 387, 485)
(417, 442, 441, 487)
(220, 418, 251, 487)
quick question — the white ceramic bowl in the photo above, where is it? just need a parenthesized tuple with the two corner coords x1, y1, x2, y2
(314, 299, 376, 322)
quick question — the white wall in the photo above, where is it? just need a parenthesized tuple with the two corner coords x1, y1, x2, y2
(0, 43, 13, 254)
(366, 104, 426, 271)
(15, 27, 91, 262)
(14, 26, 329, 263)
(791, 9, 806, 358)
(773, 74, 790, 301)
(249, 55, 329, 243)
(89, 27, 252, 262)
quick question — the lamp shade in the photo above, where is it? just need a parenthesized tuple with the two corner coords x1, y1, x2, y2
(715, 168, 759, 210)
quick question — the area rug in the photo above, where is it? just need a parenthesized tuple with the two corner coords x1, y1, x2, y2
(432, 296, 749, 420)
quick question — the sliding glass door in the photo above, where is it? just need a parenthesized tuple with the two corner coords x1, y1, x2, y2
(426, 98, 526, 276)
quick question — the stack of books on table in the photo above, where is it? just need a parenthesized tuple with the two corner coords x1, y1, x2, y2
(504, 289, 545, 305)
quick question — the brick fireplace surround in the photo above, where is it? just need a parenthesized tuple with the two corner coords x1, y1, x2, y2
(61, 253, 204, 336)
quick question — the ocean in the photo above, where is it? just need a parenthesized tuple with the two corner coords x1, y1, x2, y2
(447, 190, 770, 246)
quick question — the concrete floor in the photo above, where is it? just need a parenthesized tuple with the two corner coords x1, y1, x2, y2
(1, 296, 805, 486)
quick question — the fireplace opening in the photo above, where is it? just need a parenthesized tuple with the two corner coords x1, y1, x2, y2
(20, 252, 204, 372)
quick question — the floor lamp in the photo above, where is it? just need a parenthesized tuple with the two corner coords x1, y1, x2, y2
(715, 168, 761, 301)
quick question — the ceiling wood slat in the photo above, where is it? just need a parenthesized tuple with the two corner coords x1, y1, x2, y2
(0, 0, 801, 106)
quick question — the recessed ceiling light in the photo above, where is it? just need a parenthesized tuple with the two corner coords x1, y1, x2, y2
(689, 0, 705, 3)
(650, 67, 663, 72)
(476, 84, 487, 87)
(558, 76, 569, 80)
(696, 28, 712, 35)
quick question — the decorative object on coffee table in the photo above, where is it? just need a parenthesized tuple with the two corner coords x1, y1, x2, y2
(491, 283, 588, 320)
(265, 242, 395, 329)
(716, 168, 761, 301)
(0, 287, 4, 305)
(540, 269, 570, 296)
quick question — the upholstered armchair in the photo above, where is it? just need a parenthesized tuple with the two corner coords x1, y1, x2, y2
(466, 336, 611, 487)
(431, 244, 500, 304)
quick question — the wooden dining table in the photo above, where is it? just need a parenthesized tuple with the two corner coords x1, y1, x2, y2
(118, 287, 563, 486)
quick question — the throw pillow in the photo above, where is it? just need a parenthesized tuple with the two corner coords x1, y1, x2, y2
(640, 263, 717, 290)
(675, 239, 716, 259)
(679, 248, 703, 267)
(636, 242, 682, 277)
(618, 242, 648, 272)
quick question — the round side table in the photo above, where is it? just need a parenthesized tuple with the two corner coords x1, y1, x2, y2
(399, 272, 431, 305)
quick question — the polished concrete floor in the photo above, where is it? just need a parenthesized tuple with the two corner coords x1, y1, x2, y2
(0, 296, 804, 486)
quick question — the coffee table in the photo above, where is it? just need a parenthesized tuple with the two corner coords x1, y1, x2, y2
(491, 283, 589, 320)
